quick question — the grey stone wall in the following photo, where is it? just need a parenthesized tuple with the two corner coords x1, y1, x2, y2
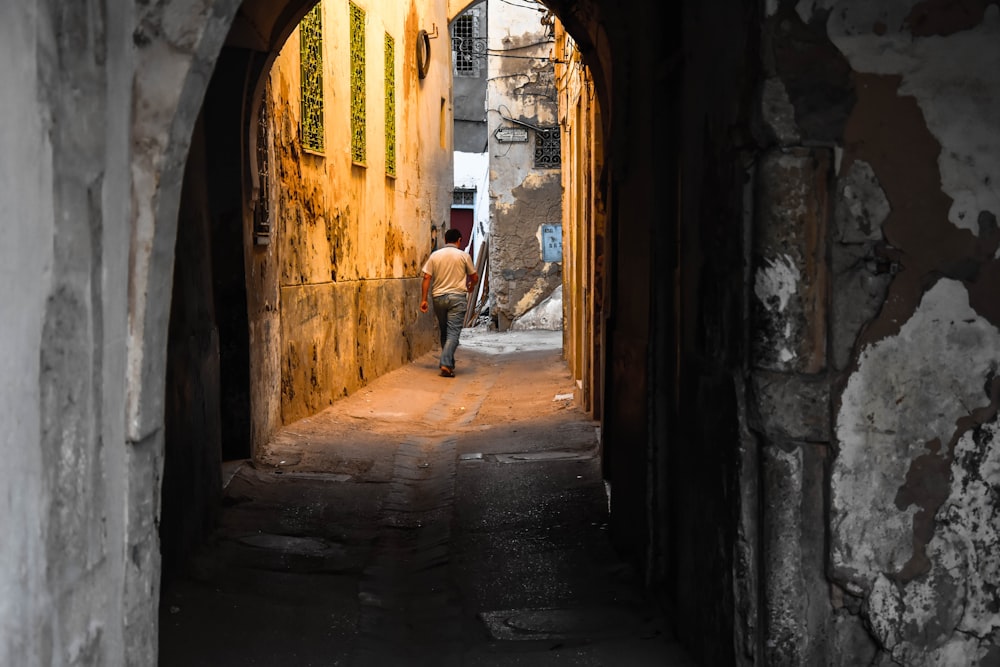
(754, 3, 1000, 665)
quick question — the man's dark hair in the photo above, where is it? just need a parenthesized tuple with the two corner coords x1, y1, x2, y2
(444, 228, 462, 244)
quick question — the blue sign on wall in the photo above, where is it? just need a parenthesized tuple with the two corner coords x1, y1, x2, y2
(541, 224, 562, 263)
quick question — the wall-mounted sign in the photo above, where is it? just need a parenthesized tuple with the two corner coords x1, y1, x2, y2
(494, 126, 529, 143)
(541, 224, 562, 262)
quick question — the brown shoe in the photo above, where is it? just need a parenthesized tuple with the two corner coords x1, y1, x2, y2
(440, 366, 455, 377)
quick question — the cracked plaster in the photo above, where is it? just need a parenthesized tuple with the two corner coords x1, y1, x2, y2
(826, 3, 1000, 235)
(866, 418, 1000, 665)
(833, 278, 1000, 662)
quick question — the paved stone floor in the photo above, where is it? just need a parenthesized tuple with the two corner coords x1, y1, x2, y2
(158, 329, 698, 666)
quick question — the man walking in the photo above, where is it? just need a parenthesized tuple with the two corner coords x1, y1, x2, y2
(420, 228, 478, 377)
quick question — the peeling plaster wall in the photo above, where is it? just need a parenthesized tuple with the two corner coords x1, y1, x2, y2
(834, 280, 1000, 664)
(755, 2, 1000, 664)
(267, 0, 445, 425)
(486, 1, 562, 331)
(826, 2, 1000, 235)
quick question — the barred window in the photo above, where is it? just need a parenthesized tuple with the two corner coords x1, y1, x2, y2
(385, 32, 396, 177)
(350, 1, 366, 165)
(534, 126, 560, 168)
(451, 10, 482, 78)
(453, 188, 475, 206)
(299, 2, 324, 153)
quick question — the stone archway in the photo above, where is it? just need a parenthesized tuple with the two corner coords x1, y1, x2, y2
(123, 0, 322, 660)
(126, 0, 322, 456)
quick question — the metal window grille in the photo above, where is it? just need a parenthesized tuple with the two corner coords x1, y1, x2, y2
(299, 2, 324, 153)
(255, 81, 271, 243)
(385, 32, 396, 177)
(350, 1, 366, 165)
(453, 189, 475, 206)
(534, 126, 561, 168)
(451, 10, 482, 78)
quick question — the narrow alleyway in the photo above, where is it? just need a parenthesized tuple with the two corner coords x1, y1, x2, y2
(158, 328, 697, 666)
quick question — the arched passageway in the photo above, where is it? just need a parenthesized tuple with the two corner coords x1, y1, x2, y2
(153, 0, 756, 663)
(156, 0, 715, 659)
(7, 0, 999, 664)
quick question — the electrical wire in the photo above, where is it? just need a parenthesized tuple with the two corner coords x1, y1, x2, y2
(488, 39, 554, 50)
(495, 0, 545, 10)
(489, 106, 554, 133)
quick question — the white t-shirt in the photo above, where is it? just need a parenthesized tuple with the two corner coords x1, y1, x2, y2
(422, 245, 477, 297)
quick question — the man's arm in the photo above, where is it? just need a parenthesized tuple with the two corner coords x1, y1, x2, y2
(420, 272, 432, 312)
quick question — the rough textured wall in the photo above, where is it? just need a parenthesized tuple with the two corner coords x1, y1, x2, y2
(268, 0, 446, 425)
(755, 2, 1000, 664)
(486, 2, 562, 331)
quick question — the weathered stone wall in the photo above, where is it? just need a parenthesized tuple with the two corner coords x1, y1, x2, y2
(486, 2, 562, 331)
(266, 0, 446, 425)
(755, 2, 1000, 664)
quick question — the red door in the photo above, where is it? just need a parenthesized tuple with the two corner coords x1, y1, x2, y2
(449, 208, 473, 250)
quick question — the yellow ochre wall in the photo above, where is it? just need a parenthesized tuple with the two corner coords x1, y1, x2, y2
(265, 0, 454, 427)
(554, 21, 605, 419)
